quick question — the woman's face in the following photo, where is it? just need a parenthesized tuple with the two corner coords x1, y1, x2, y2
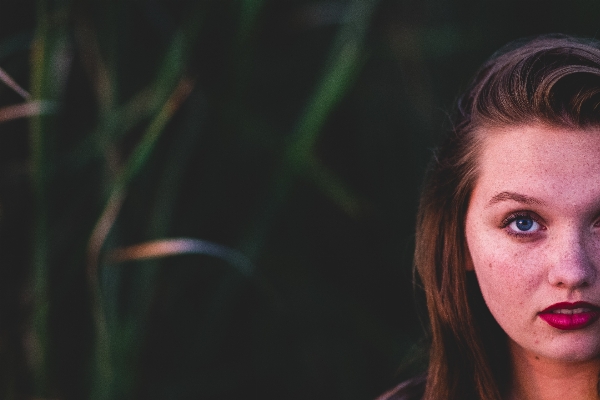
(465, 125, 600, 364)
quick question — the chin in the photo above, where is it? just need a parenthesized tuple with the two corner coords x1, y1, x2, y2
(535, 336, 600, 363)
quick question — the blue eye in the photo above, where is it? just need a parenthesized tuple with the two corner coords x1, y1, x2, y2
(515, 218, 534, 231)
(507, 215, 541, 233)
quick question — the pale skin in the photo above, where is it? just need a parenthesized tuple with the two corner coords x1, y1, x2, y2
(465, 125, 600, 400)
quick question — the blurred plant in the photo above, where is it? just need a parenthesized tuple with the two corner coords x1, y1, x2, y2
(0, 0, 431, 398)
(25, 0, 220, 398)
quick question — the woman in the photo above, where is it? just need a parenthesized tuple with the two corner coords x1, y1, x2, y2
(381, 34, 600, 400)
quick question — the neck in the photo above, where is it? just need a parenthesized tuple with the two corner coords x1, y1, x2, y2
(508, 341, 600, 400)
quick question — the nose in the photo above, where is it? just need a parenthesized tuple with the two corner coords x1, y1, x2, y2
(547, 230, 597, 290)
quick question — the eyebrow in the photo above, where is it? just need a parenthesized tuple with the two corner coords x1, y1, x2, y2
(486, 191, 546, 208)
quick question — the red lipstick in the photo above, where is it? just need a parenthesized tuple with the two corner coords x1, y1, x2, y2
(538, 302, 600, 330)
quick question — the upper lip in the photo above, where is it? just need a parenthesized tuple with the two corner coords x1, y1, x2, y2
(540, 301, 600, 313)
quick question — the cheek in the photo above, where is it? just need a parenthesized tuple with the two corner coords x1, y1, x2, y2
(470, 245, 540, 309)
(465, 211, 543, 314)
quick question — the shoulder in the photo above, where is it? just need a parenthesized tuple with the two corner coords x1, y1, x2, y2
(375, 374, 426, 400)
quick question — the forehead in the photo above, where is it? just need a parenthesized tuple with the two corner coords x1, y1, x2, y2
(474, 125, 600, 205)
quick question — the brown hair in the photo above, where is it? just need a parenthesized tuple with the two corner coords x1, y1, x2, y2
(415, 34, 600, 400)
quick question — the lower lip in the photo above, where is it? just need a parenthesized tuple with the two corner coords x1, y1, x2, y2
(539, 311, 600, 330)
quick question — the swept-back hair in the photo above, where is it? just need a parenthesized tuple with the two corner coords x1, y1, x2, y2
(415, 34, 600, 400)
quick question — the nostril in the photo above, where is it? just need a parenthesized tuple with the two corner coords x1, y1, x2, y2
(555, 279, 590, 288)
(547, 247, 596, 289)
(548, 249, 595, 289)
(548, 231, 600, 281)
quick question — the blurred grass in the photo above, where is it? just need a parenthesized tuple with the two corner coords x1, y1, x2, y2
(84, 5, 203, 398)
(29, 0, 70, 394)
(241, 0, 378, 260)
(0, 0, 594, 399)
(0, 0, 463, 397)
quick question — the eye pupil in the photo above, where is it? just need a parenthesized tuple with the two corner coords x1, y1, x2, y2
(516, 218, 533, 231)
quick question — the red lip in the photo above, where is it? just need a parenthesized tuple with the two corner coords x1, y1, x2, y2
(539, 302, 600, 330)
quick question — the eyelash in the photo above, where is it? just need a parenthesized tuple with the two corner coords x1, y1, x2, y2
(500, 211, 545, 238)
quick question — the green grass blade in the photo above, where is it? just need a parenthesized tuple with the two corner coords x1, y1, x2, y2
(241, 0, 380, 260)
(28, 0, 71, 394)
(87, 77, 194, 400)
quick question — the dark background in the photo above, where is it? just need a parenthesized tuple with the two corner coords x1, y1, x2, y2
(0, 0, 598, 399)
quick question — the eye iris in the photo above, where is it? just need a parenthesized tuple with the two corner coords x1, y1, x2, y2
(516, 218, 534, 231)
